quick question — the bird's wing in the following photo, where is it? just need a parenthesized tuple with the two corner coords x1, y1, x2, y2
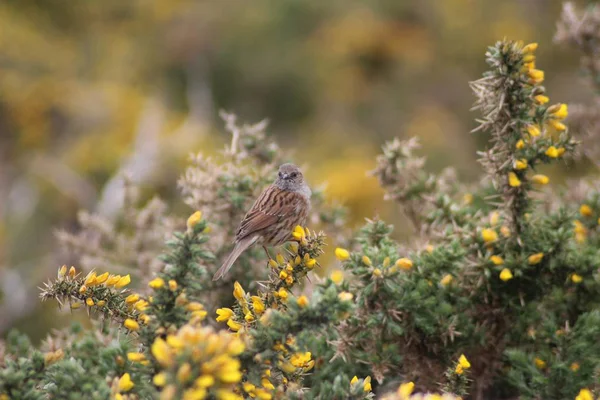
(236, 186, 304, 240)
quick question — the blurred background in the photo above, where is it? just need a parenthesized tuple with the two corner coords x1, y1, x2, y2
(0, 0, 594, 341)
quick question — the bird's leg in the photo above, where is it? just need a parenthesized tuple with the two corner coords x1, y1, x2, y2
(263, 246, 272, 260)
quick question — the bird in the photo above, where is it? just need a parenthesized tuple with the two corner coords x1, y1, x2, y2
(212, 163, 312, 281)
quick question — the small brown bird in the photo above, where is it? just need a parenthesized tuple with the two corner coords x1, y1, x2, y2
(213, 163, 312, 280)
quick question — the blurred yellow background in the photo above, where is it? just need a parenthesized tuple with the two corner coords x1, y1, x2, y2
(0, 0, 591, 340)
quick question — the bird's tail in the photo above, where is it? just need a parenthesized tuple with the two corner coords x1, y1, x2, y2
(212, 236, 258, 281)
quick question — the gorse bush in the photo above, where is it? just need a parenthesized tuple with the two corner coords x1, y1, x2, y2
(2, 36, 600, 400)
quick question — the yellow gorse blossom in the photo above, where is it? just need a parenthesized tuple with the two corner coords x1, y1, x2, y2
(549, 103, 568, 120)
(297, 295, 309, 308)
(363, 376, 372, 392)
(148, 277, 165, 289)
(292, 225, 305, 240)
(580, 204, 593, 217)
(251, 296, 265, 314)
(186, 211, 202, 230)
(398, 382, 415, 398)
(490, 255, 504, 265)
(396, 258, 413, 270)
(335, 247, 350, 261)
(499, 268, 513, 282)
(528, 253, 544, 265)
(549, 120, 567, 131)
(576, 388, 593, 400)
(115, 274, 131, 288)
(534, 358, 546, 369)
(331, 270, 344, 284)
(526, 124, 541, 137)
(440, 274, 453, 286)
(118, 373, 134, 392)
(124, 319, 140, 331)
(508, 172, 521, 188)
(528, 69, 544, 84)
(534, 94, 549, 104)
(481, 228, 498, 243)
(545, 146, 560, 158)
(338, 291, 353, 301)
(127, 352, 146, 362)
(531, 174, 549, 185)
(522, 42, 538, 53)
(516, 139, 525, 150)
(514, 159, 528, 170)
(233, 281, 245, 301)
(571, 274, 583, 283)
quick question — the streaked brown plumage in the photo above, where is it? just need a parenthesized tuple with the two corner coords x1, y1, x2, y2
(212, 163, 311, 280)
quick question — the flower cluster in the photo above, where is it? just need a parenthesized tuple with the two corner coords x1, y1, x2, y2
(150, 323, 245, 400)
(471, 40, 577, 234)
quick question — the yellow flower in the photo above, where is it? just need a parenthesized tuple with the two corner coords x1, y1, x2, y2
(124, 319, 140, 331)
(216, 308, 235, 322)
(134, 299, 149, 312)
(59, 265, 67, 276)
(127, 352, 146, 362)
(463, 193, 473, 205)
(251, 296, 265, 314)
(68, 266, 76, 277)
(398, 382, 415, 398)
(455, 364, 464, 375)
(500, 225, 511, 237)
(79, 285, 87, 294)
(278, 288, 288, 300)
(151, 338, 172, 367)
(580, 204, 593, 217)
(440, 274, 453, 286)
(244, 312, 254, 322)
(118, 373, 134, 392)
(279, 270, 288, 280)
(514, 159, 528, 170)
(531, 174, 549, 185)
(305, 258, 317, 268)
(363, 376, 372, 392)
(535, 358, 546, 369)
(105, 274, 121, 286)
(534, 94, 549, 104)
(186, 211, 202, 230)
(508, 172, 521, 187)
(148, 277, 165, 289)
(338, 291, 353, 301)
(550, 103, 568, 120)
(396, 258, 413, 270)
(276, 253, 285, 265)
(153, 372, 167, 387)
(227, 319, 242, 332)
(125, 294, 140, 304)
(576, 389, 594, 400)
(373, 268, 382, 277)
(545, 146, 560, 158)
(292, 225, 305, 240)
(528, 69, 544, 84)
(526, 124, 541, 137)
(115, 274, 131, 288)
(335, 247, 350, 261)
(86, 298, 94, 307)
(261, 378, 275, 390)
(350, 376, 359, 385)
(168, 280, 178, 291)
(233, 281, 245, 301)
(297, 295, 309, 308)
(549, 120, 567, 131)
(84, 272, 97, 286)
(499, 268, 513, 282)
(177, 362, 192, 383)
(516, 139, 525, 150)
(570, 362, 580, 372)
(571, 274, 583, 284)
(96, 300, 106, 307)
(331, 270, 344, 284)
(458, 354, 471, 369)
(557, 147, 566, 156)
(522, 42, 538, 53)
(528, 253, 544, 265)
(490, 255, 504, 265)
(481, 229, 498, 243)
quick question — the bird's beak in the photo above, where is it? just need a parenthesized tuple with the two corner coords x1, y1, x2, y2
(281, 173, 289, 180)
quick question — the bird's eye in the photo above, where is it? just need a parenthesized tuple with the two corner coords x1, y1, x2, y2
(290, 172, 297, 178)
(278, 172, 283, 178)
